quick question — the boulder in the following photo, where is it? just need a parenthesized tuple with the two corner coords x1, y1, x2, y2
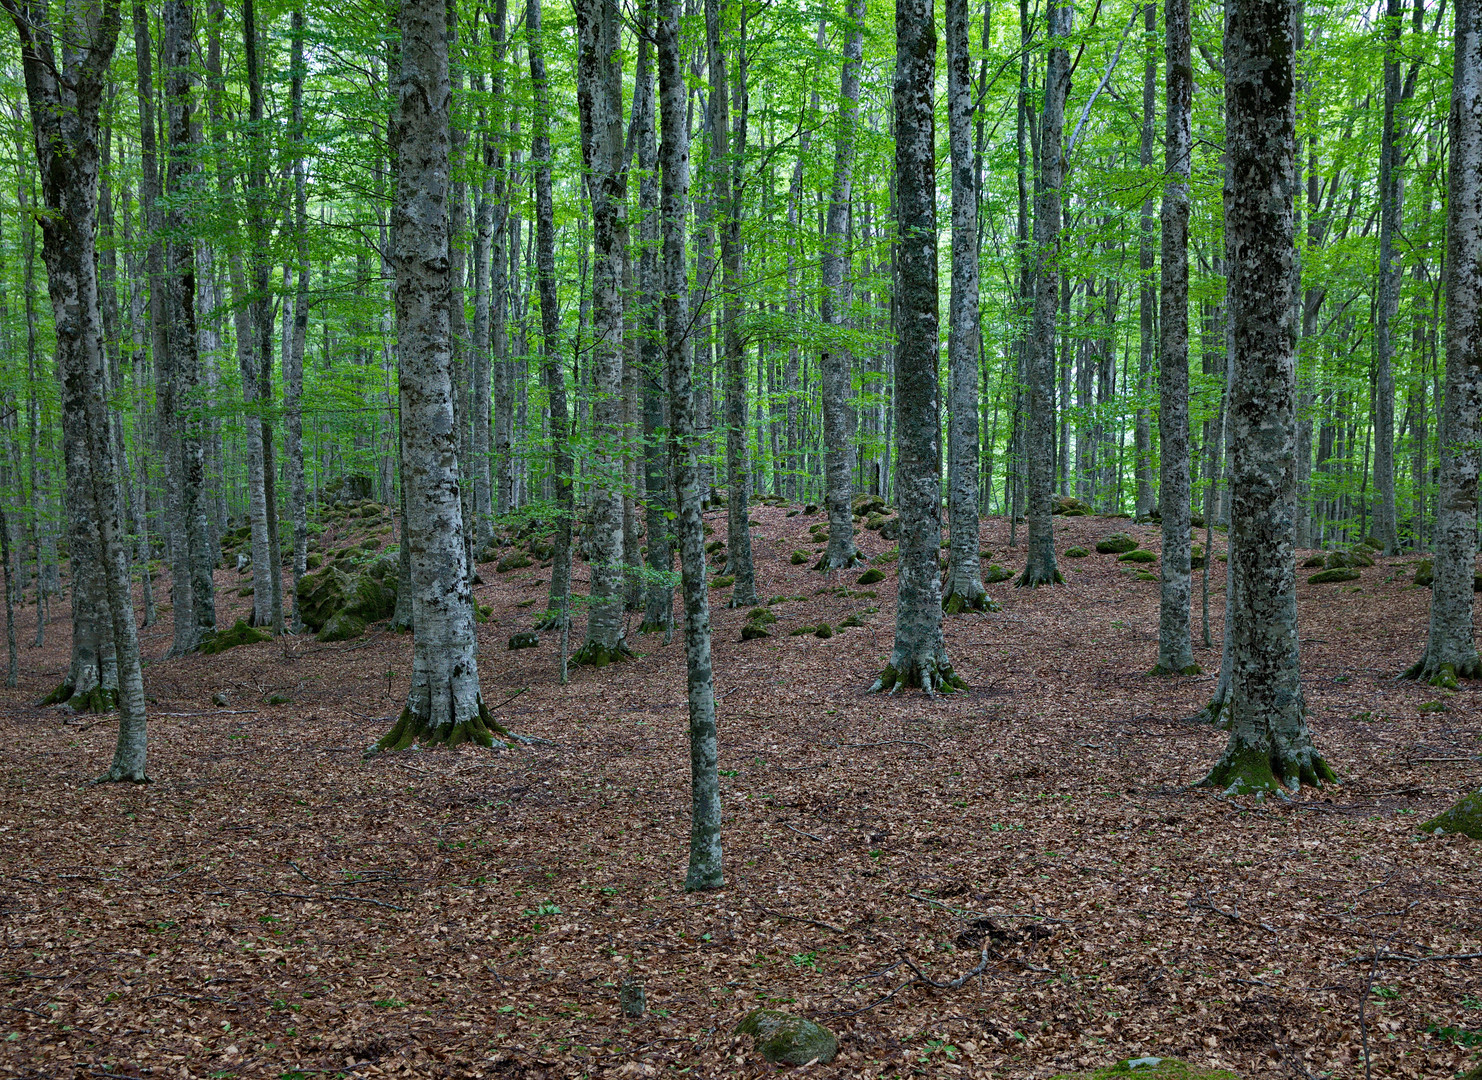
(790, 550, 809, 565)
(814, 623, 833, 639)
(1415, 559, 1433, 586)
(318, 610, 366, 642)
(1190, 545, 1206, 569)
(734, 1008, 837, 1066)
(1307, 568, 1360, 584)
(1052, 495, 1091, 515)
(1324, 551, 1354, 569)
(296, 565, 355, 633)
(865, 512, 890, 531)
(508, 632, 539, 650)
(1118, 549, 1157, 564)
(496, 553, 532, 573)
(1064, 546, 1090, 558)
(740, 623, 771, 641)
(1096, 533, 1139, 554)
(879, 516, 901, 541)
(984, 563, 1012, 584)
(1302, 554, 1326, 568)
(1344, 549, 1375, 568)
(851, 492, 886, 517)
(1422, 788, 1482, 839)
(857, 567, 885, 585)
(201, 619, 271, 655)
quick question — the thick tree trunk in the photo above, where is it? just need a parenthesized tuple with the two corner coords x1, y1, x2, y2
(943, 0, 991, 613)
(374, 0, 505, 753)
(1134, 0, 1156, 522)
(528, 0, 574, 637)
(871, 0, 962, 696)
(818, 0, 866, 574)
(1405, 0, 1482, 687)
(6, 0, 149, 780)
(1203, 0, 1333, 793)
(1017, 0, 1070, 587)
(658, 0, 722, 889)
(1153, 0, 1197, 676)
(572, 0, 632, 666)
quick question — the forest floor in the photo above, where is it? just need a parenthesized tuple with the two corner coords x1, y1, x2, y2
(0, 506, 1479, 1080)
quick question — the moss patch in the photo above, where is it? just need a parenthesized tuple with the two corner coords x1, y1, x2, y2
(1307, 568, 1360, 584)
(1118, 549, 1157, 564)
(856, 567, 885, 585)
(1064, 546, 1090, 558)
(1096, 533, 1138, 554)
(984, 563, 1012, 584)
(1420, 788, 1482, 838)
(790, 550, 809, 565)
(1051, 1056, 1241, 1080)
(201, 619, 272, 655)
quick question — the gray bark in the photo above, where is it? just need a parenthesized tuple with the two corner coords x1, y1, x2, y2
(1017, 0, 1070, 587)
(658, 0, 722, 889)
(286, 6, 310, 629)
(1405, 0, 1482, 686)
(1203, 0, 1333, 793)
(1134, 0, 1156, 522)
(1154, 0, 1196, 675)
(871, 0, 962, 695)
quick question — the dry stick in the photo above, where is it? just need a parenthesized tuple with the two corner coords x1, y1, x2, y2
(753, 904, 844, 935)
(827, 945, 993, 1020)
(783, 823, 826, 842)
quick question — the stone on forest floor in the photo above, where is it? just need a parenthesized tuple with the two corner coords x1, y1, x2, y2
(789, 625, 816, 636)
(496, 553, 532, 573)
(1135, 571, 1158, 581)
(201, 619, 271, 655)
(712, 575, 735, 589)
(508, 632, 539, 650)
(1302, 554, 1326, 568)
(865, 512, 891, 530)
(733, 1008, 837, 1065)
(746, 608, 776, 627)
(851, 493, 886, 517)
(1421, 788, 1482, 838)
(879, 517, 901, 540)
(1096, 533, 1139, 554)
(318, 610, 367, 642)
(1051, 1057, 1240, 1080)
(1307, 568, 1360, 584)
(857, 567, 885, 585)
(1118, 549, 1157, 564)
(1064, 546, 1089, 558)
(803, 503, 819, 514)
(790, 550, 809, 564)
(740, 623, 771, 641)
(984, 563, 1012, 584)
(1052, 494, 1091, 515)
(814, 623, 833, 639)
(1191, 545, 1206, 569)
(839, 613, 864, 628)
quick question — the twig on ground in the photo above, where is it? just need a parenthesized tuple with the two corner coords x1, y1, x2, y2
(754, 904, 844, 935)
(783, 823, 826, 842)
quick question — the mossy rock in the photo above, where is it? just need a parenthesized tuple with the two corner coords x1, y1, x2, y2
(1324, 550, 1354, 569)
(1302, 554, 1326, 568)
(238, 585, 255, 597)
(1421, 788, 1482, 838)
(1064, 546, 1090, 558)
(740, 623, 771, 641)
(789, 550, 809, 565)
(803, 503, 819, 514)
(839, 613, 864, 628)
(789, 625, 816, 636)
(1135, 571, 1158, 582)
(746, 608, 776, 627)
(814, 623, 833, 639)
(361, 537, 382, 551)
(984, 563, 1012, 584)
(857, 567, 885, 585)
(508, 631, 539, 650)
(1050, 1056, 1240, 1080)
(200, 619, 272, 655)
(1414, 559, 1434, 586)
(1190, 545, 1206, 569)
(874, 547, 899, 564)
(711, 575, 734, 589)
(296, 565, 354, 633)
(865, 512, 890, 531)
(346, 573, 397, 623)
(1118, 549, 1157, 564)
(305, 553, 323, 570)
(851, 493, 886, 517)
(734, 1008, 837, 1066)
(496, 553, 533, 573)
(527, 540, 554, 561)
(474, 603, 493, 623)
(979, 549, 993, 561)
(879, 517, 901, 541)
(1096, 533, 1139, 554)
(1308, 567, 1360, 584)
(1052, 494, 1091, 515)
(317, 609, 366, 643)
(705, 539, 726, 555)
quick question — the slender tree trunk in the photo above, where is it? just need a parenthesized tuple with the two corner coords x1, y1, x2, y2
(818, 0, 866, 573)
(1203, 0, 1333, 793)
(1405, 0, 1482, 687)
(1017, 0, 1070, 587)
(286, 6, 310, 629)
(658, 0, 721, 889)
(5, 0, 149, 779)
(1153, 0, 1197, 675)
(1134, 0, 1156, 522)
(374, 0, 507, 752)
(943, 0, 990, 612)
(871, 0, 963, 695)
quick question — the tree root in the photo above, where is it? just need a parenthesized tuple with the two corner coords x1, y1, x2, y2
(813, 549, 862, 572)
(1400, 657, 1482, 690)
(1198, 743, 1337, 796)
(91, 763, 151, 784)
(1014, 567, 1063, 588)
(370, 700, 512, 754)
(532, 609, 568, 632)
(43, 682, 118, 714)
(637, 618, 671, 634)
(942, 586, 1000, 614)
(570, 640, 634, 668)
(868, 660, 968, 697)
(1149, 663, 1203, 677)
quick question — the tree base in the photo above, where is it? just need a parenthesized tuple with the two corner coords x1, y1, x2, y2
(571, 640, 634, 668)
(868, 659, 967, 697)
(1400, 656, 1481, 690)
(1014, 567, 1063, 588)
(1149, 662, 1203, 677)
(726, 591, 760, 610)
(532, 609, 568, 632)
(371, 701, 511, 754)
(637, 618, 672, 634)
(685, 867, 724, 892)
(942, 585, 1001, 614)
(1198, 742, 1337, 796)
(92, 763, 151, 784)
(813, 549, 862, 572)
(43, 682, 117, 714)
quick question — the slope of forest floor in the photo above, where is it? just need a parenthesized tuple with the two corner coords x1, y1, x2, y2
(1, 507, 1479, 1080)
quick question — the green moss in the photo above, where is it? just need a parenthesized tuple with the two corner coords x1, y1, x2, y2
(571, 640, 634, 668)
(496, 553, 532, 573)
(984, 563, 1012, 583)
(1307, 568, 1360, 584)
(1096, 533, 1139, 554)
(874, 547, 899, 564)
(1135, 571, 1158, 581)
(734, 1009, 837, 1066)
(711, 574, 734, 589)
(1301, 554, 1326, 568)
(789, 625, 816, 636)
(740, 623, 771, 641)
(200, 619, 272, 655)
(1050, 1056, 1241, 1080)
(318, 610, 367, 642)
(1118, 549, 1157, 564)
(746, 608, 776, 627)
(857, 567, 885, 585)
(790, 550, 809, 565)
(1420, 789, 1482, 838)
(1064, 546, 1090, 558)
(814, 623, 832, 639)
(839, 613, 864, 628)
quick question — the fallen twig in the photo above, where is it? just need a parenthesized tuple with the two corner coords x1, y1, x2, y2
(754, 904, 844, 935)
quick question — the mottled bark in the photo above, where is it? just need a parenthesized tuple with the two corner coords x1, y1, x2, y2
(1153, 0, 1197, 676)
(1404, 0, 1482, 687)
(658, 0, 722, 889)
(871, 0, 962, 696)
(374, 0, 505, 752)
(1134, 0, 1156, 522)
(286, 6, 310, 629)
(1017, 0, 1070, 588)
(1203, 0, 1333, 793)
(943, 0, 990, 613)
(818, 0, 865, 573)
(573, 0, 632, 665)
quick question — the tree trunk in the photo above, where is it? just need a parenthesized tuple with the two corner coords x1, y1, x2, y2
(1203, 0, 1334, 793)
(572, 0, 632, 666)
(1405, 0, 1482, 687)
(658, 0, 721, 889)
(286, 6, 310, 629)
(374, 0, 506, 752)
(943, 0, 991, 613)
(871, 0, 962, 695)
(1134, 0, 1156, 522)
(818, 0, 866, 573)
(5, 0, 149, 780)
(1153, 0, 1197, 676)
(1017, 0, 1069, 587)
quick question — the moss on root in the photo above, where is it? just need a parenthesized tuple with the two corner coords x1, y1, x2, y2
(570, 640, 634, 668)
(371, 701, 511, 754)
(868, 661, 968, 696)
(1199, 743, 1337, 796)
(531, 609, 568, 632)
(1149, 663, 1203, 677)
(44, 684, 119, 714)
(1015, 567, 1064, 588)
(637, 618, 672, 634)
(942, 586, 1001, 614)
(1400, 656, 1482, 690)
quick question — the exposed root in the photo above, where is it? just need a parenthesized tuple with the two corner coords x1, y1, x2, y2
(942, 585, 1000, 614)
(1014, 567, 1063, 588)
(868, 660, 968, 697)
(46, 683, 118, 714)
(570, 640, 634, 668)
(637, 618, 671, 634)
(370, 701, 512, 754)
(813, 550, 863, 572)
(1198, 742, 1337, 796)
(90, 765, 151, 784)
(1149, 662, 1203, 677)
(1400, 656, 1482, 690)
(532, 609, 568, 632)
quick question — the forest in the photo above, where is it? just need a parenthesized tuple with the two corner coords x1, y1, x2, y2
(1, 0, 1481, 1072)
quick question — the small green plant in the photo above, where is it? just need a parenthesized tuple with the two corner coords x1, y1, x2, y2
(1371, 985, 1400, 1000)
(790, 951, 820, 970)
